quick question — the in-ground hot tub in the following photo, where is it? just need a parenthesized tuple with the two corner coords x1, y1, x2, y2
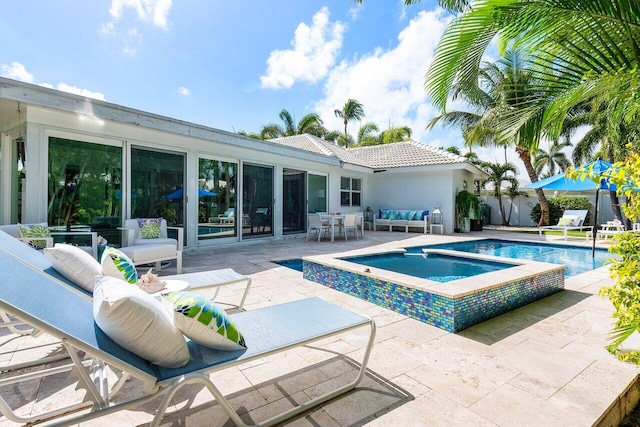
(302, 248, 565, 332)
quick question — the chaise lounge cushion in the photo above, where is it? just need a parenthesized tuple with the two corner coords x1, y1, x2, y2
(163, 291, 247, 351)
(101, 247, 138, 284)
(44, 244, 102, 292)
(93, 276, 190, 368)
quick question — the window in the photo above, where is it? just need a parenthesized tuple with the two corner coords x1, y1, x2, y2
(340, 177, 361, 207)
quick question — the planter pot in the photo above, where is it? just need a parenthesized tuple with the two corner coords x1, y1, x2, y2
(459, 218, 470, 233)
(454, 228, 461, 233)
(470, 219, 483, 231)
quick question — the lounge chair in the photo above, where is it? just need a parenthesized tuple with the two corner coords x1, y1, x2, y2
(119, 218, 183, 273)
(306, 213, 331, 242)
(0, 233, 376, 426)
(538, 209, 590, 240)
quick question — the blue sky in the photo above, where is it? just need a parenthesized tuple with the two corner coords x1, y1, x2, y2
(0, 0, 522, 169)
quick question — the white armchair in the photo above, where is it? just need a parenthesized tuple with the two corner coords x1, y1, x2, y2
(119, 218, 183, 273)
(0, 223, 97, 258)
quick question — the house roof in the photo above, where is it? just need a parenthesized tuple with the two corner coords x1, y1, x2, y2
(269, 134, 371, 168)
(270, 134, 476, 171)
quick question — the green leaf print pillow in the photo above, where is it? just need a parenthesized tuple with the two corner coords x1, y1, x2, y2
(18, 223, 52, 249)
(101, 247, 138, 284)
(137, 218, 162, 239)
(162, 291, 247, 351)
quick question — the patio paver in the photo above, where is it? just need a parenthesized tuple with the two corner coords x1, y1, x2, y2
(0, 229, 638, 426)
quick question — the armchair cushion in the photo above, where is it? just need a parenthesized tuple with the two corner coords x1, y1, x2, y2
(44, 244, 102, 292)
(93, 276, 190, 368)
(137, 218, 162, 239)
(163, 291, 247, 351)
(18, 223, 51, 249)
(101, 247, 138, 284)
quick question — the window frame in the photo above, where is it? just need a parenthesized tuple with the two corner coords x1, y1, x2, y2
(340, 176, 362, 207)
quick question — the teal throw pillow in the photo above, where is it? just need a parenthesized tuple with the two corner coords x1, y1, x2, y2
(101, 247, 138, 284)
(18, 223, 51, 249)
(381, 209, 390, 219)
(407, 211, 417, 221)
(388, 210, 398, 220)
(398, 211, 408, 220)
(137, 218, 162, 239)
(163, 291, 247, 351)
(414, 210, 424, 221)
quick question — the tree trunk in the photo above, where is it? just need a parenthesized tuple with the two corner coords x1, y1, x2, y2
(516, 146, 550, 226)
(497, 196, 507, 225)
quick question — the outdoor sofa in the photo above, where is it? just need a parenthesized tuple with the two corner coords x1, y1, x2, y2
(374, 209, 430, 233)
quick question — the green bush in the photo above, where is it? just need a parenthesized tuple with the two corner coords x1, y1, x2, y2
(530, 195, 592, 224)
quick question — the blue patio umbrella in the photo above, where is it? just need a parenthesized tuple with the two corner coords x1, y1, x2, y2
(526, 159, 617, 256)
(163, 188, 218, 199)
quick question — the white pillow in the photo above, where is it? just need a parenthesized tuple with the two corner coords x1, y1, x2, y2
(44, 244, 102, 292)
(93, 276, 190, 368)
(162, 291, 247, 351)
(101, 247, 138, 284)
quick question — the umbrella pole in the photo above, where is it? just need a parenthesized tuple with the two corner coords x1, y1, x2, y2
(592, 189, 599, 257)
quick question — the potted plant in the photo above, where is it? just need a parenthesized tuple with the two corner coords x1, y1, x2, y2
(456, 190, 480, 233)
(470, 201, 483, 231)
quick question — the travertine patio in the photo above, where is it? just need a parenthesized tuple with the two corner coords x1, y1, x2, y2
(1, 229, 638, 426)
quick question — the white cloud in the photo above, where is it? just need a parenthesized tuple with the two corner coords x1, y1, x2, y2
(177, 86, 190, 96)
(109, 0, 172, 30)
(1, 62, 34, 83)
(314, 10, 451, 144)
(55, 83, 107, 101)
(101, 0, 171, 56)
(260, 7, 345, 90)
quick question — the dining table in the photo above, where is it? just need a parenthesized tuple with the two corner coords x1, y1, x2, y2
(320, 214, 345, 242)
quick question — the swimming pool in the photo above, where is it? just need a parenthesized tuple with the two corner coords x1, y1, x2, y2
(406, 239, 611, 277)
(341, 252, 514, 283)
(302, 245, 564, 332)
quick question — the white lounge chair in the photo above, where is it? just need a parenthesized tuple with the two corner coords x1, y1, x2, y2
(307, 213, 331, 242)
(120, 218, 183, 273)
(0, 233, 376, 426)
(538, 209, 590, 240)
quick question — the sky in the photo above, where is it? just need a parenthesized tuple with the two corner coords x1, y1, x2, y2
(0, 0, 525, 174)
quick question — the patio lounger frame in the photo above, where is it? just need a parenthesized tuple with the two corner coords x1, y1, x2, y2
(538, 209, 591, 241)
(0, 244, 376, 426)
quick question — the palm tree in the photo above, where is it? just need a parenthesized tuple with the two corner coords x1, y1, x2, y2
(334, 99, 365, 147)
(533, 139, 572, 179)
(428, 48, 554, 225)
(260, 109, 324, 139)
(480, 161, 518, 226)
(379, 125, 412, 144)
(356, 122, 380, 146)
(505, 182, 528, 225)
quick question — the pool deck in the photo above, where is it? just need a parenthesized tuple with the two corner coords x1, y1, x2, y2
(2, 229, 639, 426)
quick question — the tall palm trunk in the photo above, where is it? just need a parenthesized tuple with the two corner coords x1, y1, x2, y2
(606, 146, 624, 224)
(516, 146, 550, 226)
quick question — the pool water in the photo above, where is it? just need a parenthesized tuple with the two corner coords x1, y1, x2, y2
(341, 252, 514, 283)
(406, 239, 611, 277)
(275, 259, 303, 271)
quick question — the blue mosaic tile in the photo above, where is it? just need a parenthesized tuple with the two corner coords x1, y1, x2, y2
(303, 260, 564, 333)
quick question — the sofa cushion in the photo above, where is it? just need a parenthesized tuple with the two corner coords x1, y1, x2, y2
(93, 276, 190, 368)
(119, 243, 176, 264)
(44, 244, 102, 292)
(162, 291, 247, 351)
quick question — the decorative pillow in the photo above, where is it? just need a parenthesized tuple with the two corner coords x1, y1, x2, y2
(380, 209, 390, 219)
(397, 211, 407, 220)
(557, 216, 578, 226)
(421, 210, 430, 220)
(101, 247, 138, 284)
(18, 223, 51, 249)
(163, 291, 247, 351)
(413, 210, 424, 221)
(388, 210, 399, 220)
(137, 218, 162, 239)
(407, 211, 417, 221)
(93, 276, 190, 368)
(44, 244, 102, 292)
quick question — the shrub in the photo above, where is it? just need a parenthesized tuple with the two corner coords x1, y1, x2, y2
(530, 195, 592, 224)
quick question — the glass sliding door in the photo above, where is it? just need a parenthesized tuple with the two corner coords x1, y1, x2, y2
(282, 168, 306, 234)
(48, 137, 122, 245)
(242, 163, 273, 238)
(198, 158, 238, 242)
(308, 174, 327, 213)
(131, 147, 185, 243)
